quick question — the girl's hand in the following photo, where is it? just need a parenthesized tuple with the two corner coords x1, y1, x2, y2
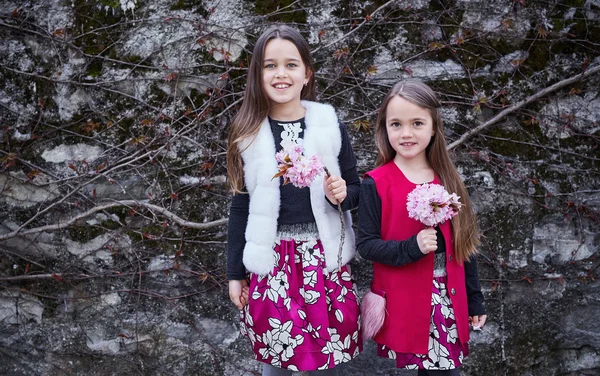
(469, 314, 487, 330)
(324, 175, 347, 204)
(229, 279, 249, 310)
(416, 228, 438, 254)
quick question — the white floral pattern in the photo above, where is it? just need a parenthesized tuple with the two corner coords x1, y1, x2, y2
(299, 239, 321, 268)
(303, 269, 318, 288)
(320, 328, 353, 366)
(278, 121, 303, 148)
(241, 237, 361, 371)
(266, 270, 289, 303)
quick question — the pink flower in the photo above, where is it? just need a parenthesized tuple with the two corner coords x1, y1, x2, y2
(406, 183, 462, 227)
(273, 145, 324, 188)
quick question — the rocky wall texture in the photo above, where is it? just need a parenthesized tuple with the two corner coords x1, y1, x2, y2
(0, 0, 599, 375)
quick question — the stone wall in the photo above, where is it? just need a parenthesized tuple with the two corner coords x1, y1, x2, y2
(1, 0, 599, 375)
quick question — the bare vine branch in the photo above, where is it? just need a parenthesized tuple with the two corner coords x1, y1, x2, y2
(0, 200, 227, 241)
(448, 65, 600, 151)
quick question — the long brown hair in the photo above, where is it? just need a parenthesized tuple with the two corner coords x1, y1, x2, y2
(226, 25, 317, 193)
(374, 80, 479, 262)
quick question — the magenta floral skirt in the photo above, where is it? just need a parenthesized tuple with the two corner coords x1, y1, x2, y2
(378, 275, 468, 370)
(240, 228, 361, 371)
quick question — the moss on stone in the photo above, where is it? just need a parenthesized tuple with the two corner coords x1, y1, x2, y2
(521, 7, 600, 72)
(147, 83, 171, 104)
(99, 0, 121, 8)
(485, 122, 544, 159)
(170, 0, 190, 10)
(100, 218, 122, 230)
(67, 225, 106, 243)
(170, 0, 209, 16)
(85, 59, 103, 78)
(253, 0, 307, 23)
(558, 0, 586, 7)
(430, 0, 463, 41)
(480, 204, 537, 253)
(71, 0, 125, 57)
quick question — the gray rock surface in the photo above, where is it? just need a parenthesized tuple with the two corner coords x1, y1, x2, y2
(0, 0, 599, 375)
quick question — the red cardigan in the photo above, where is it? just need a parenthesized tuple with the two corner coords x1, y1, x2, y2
(367, 161, 470, 354)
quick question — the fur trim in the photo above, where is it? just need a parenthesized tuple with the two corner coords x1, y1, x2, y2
(302, 101, 356, 272)
(240, 116, 280, 276)
(239, 101, 356, 275)
(361, 291, 386, 340)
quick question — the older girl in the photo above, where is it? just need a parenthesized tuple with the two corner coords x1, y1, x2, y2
(226, 25, 362, 375)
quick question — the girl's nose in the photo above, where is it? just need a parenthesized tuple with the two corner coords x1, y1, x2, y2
(276, 67, 287, 78)
(400, 126, 412, 137)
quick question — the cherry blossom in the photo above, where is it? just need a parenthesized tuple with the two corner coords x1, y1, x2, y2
(273, 145, 325, 188)
(406, 183, 462, 227)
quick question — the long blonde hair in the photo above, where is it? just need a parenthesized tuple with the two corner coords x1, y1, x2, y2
(375, 80, 479, 263)
(226, 25, 317, 193)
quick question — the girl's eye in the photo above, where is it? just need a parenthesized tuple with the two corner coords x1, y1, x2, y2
(390, 122, 400, 127)
(264, 63, 275, 69)
(414, 121, 423, 127)
(287, 63, 298, 68)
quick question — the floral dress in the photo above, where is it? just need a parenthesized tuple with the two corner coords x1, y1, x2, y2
(240, 226, 361, 371)
(237, 117, 362, 371)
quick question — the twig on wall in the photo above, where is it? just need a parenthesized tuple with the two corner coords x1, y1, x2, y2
(311, 0, 396, 53)
(447, 65, 600, 151)
(0, 200, 227, 241)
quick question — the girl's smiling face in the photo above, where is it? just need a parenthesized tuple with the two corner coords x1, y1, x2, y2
(262, 38, 311, 111)
(385, 95, 435, 164)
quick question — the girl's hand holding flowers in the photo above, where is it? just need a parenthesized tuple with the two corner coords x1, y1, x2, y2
(324, 175, 347, 204)
(407, 183, 462, 255)
(416, 227, 438, 254)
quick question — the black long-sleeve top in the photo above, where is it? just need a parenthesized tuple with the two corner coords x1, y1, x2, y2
(357, 176, 486, 316)
(226, 118, 360, 281)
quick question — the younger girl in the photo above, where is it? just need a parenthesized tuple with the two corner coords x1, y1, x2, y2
(226, 25, 361, 375)
(357, 80, 487, 375)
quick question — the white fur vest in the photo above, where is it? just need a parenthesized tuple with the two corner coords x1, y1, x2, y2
(239, 100, 356, 276)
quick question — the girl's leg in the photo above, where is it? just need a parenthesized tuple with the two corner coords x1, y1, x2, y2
(262, 364, 294, 376)
(307, 368, 338, 376)
(417, 369, 461, 376)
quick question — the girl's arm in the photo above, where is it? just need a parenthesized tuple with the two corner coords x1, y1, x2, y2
(226, 192, 249, 281)
(357, 176, 427, 266)
(465, 255, 487, 316)
(227, 192, 250, 309)
(325, 123, 360, 210)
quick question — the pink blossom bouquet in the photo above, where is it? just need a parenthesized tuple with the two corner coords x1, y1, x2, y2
(272, 145, 324, 188)
(406, 183, 462, 227)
